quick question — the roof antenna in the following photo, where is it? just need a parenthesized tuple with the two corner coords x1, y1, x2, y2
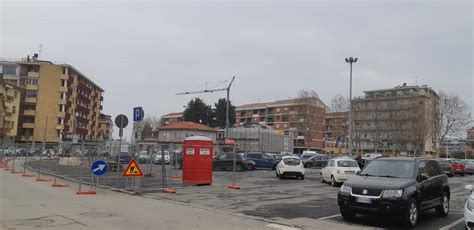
(38, 44, 43, 59)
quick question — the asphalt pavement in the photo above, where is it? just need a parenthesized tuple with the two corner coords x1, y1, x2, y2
(17, 158, 474, 229)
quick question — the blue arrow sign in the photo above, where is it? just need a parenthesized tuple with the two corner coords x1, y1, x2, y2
(91, 160, 108, 176)
(133, 107, 144, 122)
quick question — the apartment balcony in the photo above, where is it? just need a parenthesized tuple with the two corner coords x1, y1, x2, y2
(23, 110, 36, 116)
(25, 97, 37, 103)
(26, 84, 38, 90)
(23, 123, 35, 129)
(27, 72, 39, 78)
(60, 74, 69, 80)
(58, 99, 67, 105)
(57, 112, 66, 117)
(56, 124, 64, 130)
(59, 87, 68, 92)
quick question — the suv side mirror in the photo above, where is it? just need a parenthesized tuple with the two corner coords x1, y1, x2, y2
(417, 174, 429, 182)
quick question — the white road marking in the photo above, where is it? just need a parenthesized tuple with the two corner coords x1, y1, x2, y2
(318, 214, 342, 220)
(266, 223, 300, 230)
(439, 217, 465, 230)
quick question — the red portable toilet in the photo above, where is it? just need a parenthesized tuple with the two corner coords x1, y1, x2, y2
(182, 136, 213, 185)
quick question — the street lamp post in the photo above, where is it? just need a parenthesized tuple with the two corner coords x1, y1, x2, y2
(345, 57, 358, 157)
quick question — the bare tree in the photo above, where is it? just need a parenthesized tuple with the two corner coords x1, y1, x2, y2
(140, 116, 161, 139)
(328, 94, 350, 113)
(295, 90, 325, 150)
(436, 92, 472, 154)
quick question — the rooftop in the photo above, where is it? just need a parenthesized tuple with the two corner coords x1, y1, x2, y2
(162, 112, 184, 118)
(237, 98, 326, 110)
(159, 122, 216, 132)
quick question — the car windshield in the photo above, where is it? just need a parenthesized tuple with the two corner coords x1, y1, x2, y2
(283, 158, 301, 166)
(337, 160, 358, 167)
(437, 160, 449, 166)
(360, 160, 415, 178)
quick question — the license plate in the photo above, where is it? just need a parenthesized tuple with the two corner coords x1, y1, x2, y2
(356, 197, 371, 204)
(345, 171, 355, 174)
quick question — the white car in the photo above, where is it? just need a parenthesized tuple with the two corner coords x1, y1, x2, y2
(154, 151, 170, 164)
(465, 185, 474, 230)
(320, 158, 361, 187)
(276, 156, 305, 180)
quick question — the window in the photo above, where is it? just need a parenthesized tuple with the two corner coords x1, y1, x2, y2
(26, 91, 37, 98)
(185, 133, 194, 137)
(283, 124, 287, 128)
(276, 108, 280, 112)
(248, 154, 262, 159)
(62, 67, 67, 75)
(3, 66, 16, 75)
(282, 115, 288, 122)
(276, 124, 280, 128)
(426, 161, 442, 177)
(58, 105, 65, 112)
(262, 154, 272, 160)
(61, 79, 67, 87)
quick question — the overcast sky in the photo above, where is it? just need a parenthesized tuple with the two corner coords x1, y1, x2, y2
(1, 0, 472, 140)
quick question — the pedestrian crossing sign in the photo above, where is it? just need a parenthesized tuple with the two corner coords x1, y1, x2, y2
(123, 159, 144, 177)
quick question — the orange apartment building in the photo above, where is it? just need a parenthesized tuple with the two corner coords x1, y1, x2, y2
(0, 73, 22, 145)
(235, 98, 326, 153)
(324, 111, 349, 154)
(0, 55, 104, 144)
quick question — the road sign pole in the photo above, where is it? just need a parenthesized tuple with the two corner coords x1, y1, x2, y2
(161, 145, 167, 189)
(79, 140, 84, 192)
(116, 135, 122, 188)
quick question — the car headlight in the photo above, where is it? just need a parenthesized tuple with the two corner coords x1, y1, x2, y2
(468, 197, 474, 211)
(382, 189, 403, 198)
(340, 185, 351, 194)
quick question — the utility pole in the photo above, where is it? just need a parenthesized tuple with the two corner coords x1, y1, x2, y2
(345, 57, 358, 157)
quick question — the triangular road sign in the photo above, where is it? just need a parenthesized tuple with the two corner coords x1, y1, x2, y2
(123, 159, 144, 177)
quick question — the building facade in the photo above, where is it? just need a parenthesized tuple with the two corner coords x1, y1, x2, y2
(0, 74, 22, 145)
(217, 124, 294, 153)
(160, 112, 184, 125)
(158, 122, 217, 151)
(324, 111, 349, 154)
(98, 114, 113, 141)
(351, 84, 439, 157)
(0, 56, 104, 144)
(235, 98, 326, 153)
(467, 127, 474, 157)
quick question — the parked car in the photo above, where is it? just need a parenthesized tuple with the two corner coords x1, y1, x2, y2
(321, 158, 361, 187)
(244, 152, 278, 170)
(302, 155, 329, 168)
(154, 151, 170, 164)
(462, 160, 474, 175)
(116, 152, 133, 165)
(464, 184, 474, 230)
(338, 157, 450, 227)
(300, 150, 320, 159)
(137, 151, 151, 163)
(447, 158, 465, 176)
(436, 159, 454, 177)
(276, 156, 305, 180)
(213, 153, 256, 171)
(41, 149, 56, 159)
(268, 153, 282, 162)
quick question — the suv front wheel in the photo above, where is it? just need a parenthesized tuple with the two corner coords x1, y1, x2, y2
(403, 199, 418, 227)
(340, 207, 356, 220)
(435, 192, 449, 217)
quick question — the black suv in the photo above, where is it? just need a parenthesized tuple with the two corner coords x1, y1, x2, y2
(338, 157, 450, 227)
(213, 153, 256, 171)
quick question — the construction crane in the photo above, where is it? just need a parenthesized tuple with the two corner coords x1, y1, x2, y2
(176, 76, 235, 138)
(177, 76, 240, 189)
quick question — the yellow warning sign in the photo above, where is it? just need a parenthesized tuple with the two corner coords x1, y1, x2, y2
(123, 159, 144, 177)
